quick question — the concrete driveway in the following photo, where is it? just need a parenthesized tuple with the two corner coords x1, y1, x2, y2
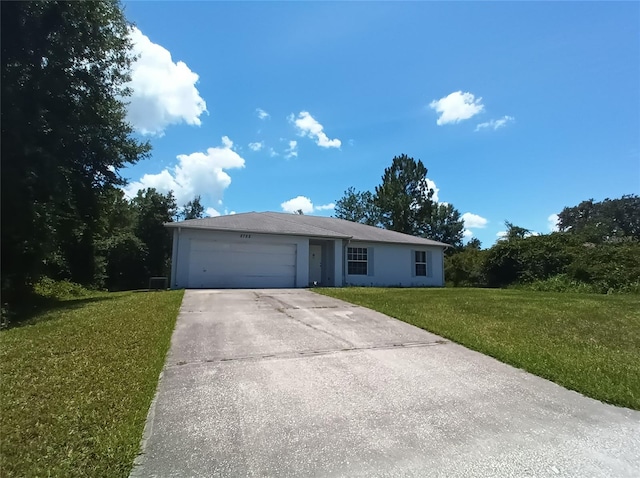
(131, 289, 640, 477)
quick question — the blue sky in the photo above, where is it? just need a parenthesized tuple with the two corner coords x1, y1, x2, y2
(120, 1, 639, 247)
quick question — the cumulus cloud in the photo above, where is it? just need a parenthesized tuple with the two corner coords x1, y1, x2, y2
(496, 230, 507, 240)
(285, 140, 298, 159)
(463, 229, 473, 238)
(289, 111, 341, 148)
(248, 141, 264, 152)
(548, 213, 559, 232)
(206, 207, 221, 217)
(256, 108, 270, 120)
(429, 91, 484, 125)
(126, 27, 207, 136)
(462, 212, 489, 229)
(281, 196, 314, 214)
(280, 196, 335, 214)
(123, 136, 245, 206)
(475, 115, 515, 132)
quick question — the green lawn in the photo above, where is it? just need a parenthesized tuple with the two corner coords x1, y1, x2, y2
(0, 289, 184, 477)
(316, 288, 640, 410)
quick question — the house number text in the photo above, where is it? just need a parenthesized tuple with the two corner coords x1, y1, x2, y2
(240, 234, 251, 239)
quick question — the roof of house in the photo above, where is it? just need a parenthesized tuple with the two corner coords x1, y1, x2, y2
(166, 212, 450, 248)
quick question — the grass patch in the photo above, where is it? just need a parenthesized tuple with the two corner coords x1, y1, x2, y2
(0, 289, 184, 477)
(316, 287, 640, 410)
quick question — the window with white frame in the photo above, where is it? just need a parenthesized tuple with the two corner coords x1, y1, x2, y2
(347, 247, 368, 275)
(415, 251, 427, 276)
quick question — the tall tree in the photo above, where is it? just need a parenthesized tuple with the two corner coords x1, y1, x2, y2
(180, 195, 205, 220)
(424, 203, 464, 250)
(131, 189, 177, 278)
(465, 237, 482, 250)
(334, 187, 379, 225)
(374, 154, 434, 235)
(557, 195, 640, 241)
(502, 221, 531, 241)
(1, 1, 150, 300)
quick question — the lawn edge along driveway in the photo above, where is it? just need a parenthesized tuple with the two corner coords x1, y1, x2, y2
(0, 289, 184, 478)
(316, 287, 640, 410)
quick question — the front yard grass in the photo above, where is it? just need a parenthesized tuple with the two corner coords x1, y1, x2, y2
(0, 289, 184, 477)
(316, 288, 640, 410)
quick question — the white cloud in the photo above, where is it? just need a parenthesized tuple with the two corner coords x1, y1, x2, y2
(290, 111, 341, 148)
(462, 212, 489, 229)
(281, 196, 314, 214)
(429, 91, 484, 126)
(548, 213, 559, 232)
(269, 148, 279, 158)
(123, 136, 245, 205)
(285, 140, 298, 159)
(463, 229, 473, 238)
(475, 115, 515, 132)
(126, 27, 207, 136)
(280, 196, 335, 214)
(248, 141, 264, 152)
(206, 207, 221, 217)
(256, 108, 270, 120)
(496, 231, 507, 239)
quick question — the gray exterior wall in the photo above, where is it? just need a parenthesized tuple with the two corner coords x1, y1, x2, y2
(342, 241, 445, 287)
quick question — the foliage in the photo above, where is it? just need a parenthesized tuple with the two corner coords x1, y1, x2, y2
(558, 194, 640, 242)
(465, 237, 482, 250)
(374, 154, 434, 235)
(97, 233, 149, 291)
(316, 287, 640, 409)
(334, 187, 379, 225)
(0, 289, 184, 477)
(447, 198, 640, 295)
(33, 277, 93, 300)
(483, 233, 575, 287)
(1, 0, 150, 302)
(425, 202, 465, 250)
(566, 242, 640, 293)
(131, 188, 177, 278)
(180, 195, 205, 220)
(445, 248, 487, 287)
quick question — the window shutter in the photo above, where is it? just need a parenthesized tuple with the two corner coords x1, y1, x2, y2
(411, 250, 416, 277)
(427, 250, 433, 277)
(367, 248, 374, 276)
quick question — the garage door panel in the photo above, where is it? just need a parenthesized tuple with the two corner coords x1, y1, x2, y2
(187, 239, 297, 288)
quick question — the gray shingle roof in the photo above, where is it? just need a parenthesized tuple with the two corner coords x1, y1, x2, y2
(166, 212, 450, 247)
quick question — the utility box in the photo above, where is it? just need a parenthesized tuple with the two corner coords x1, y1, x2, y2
(148, 277, 168, 291)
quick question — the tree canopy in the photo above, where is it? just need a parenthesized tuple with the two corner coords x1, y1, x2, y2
(1, 0, 150, 301)
(334, 187, 379, 226)
(374, 154, 434, 235)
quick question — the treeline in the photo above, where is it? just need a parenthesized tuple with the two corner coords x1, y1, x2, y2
(0, 1, 208, 305)
(446, 195, 640, 293)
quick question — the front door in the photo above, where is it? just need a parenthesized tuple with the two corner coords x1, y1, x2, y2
(309, 245, 322, 285)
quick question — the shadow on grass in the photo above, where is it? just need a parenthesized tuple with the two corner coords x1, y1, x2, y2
(2, 295, 115, 330)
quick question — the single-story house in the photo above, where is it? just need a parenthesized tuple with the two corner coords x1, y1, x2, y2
(165, 212, 449, 289)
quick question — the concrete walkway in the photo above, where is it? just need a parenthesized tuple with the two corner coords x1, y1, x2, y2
(131, 289, 640, 477)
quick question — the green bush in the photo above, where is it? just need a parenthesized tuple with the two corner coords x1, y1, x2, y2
(483, 234, 575, 287)
(445, 248, 487, 287)
(33, 277, 93, 300)
(567, 242, 640, 293)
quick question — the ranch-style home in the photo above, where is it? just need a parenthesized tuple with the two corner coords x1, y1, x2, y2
(166, 212, 449, 289)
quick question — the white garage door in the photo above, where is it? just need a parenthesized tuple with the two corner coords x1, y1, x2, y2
(187, 240, 297, 288)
